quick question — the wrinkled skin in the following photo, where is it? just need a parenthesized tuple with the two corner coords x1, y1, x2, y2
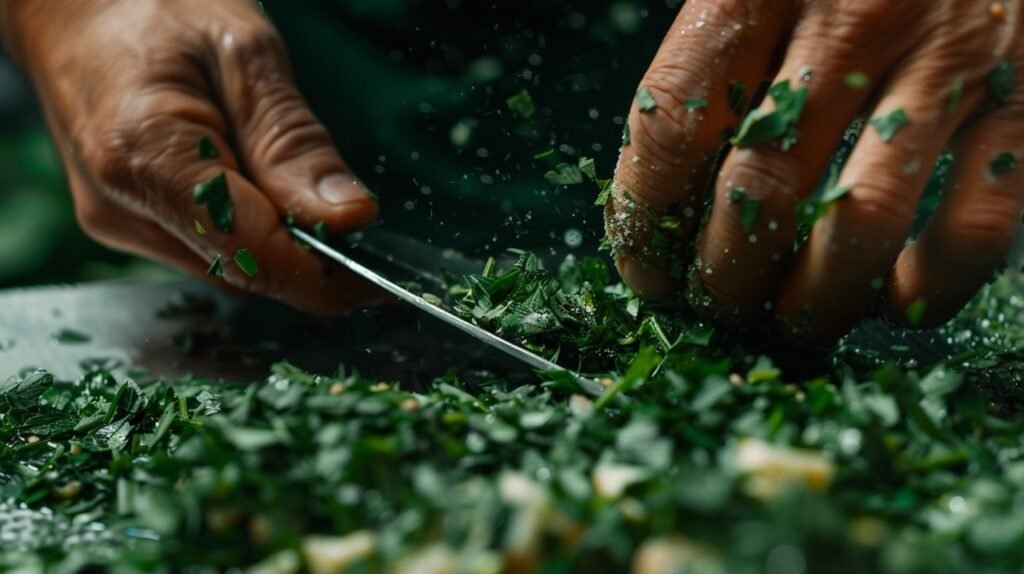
(610, 0, 1024, 343)
(1, 0, 380, 314)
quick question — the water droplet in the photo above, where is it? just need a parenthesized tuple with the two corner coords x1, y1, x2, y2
(563, 228, 584, 249)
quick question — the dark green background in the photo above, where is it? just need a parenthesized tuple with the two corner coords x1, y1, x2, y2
(0, 0, 680, 287)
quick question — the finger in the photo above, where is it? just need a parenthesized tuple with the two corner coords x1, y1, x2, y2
(693, 2, 923, 326)
(884, 99, 1024, 328)
(776, 72, 984, 342)
(210, 10, 378, 233)
(607, 0, 798, 299)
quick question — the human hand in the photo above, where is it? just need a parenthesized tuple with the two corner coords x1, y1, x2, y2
(608, 0, 1024, 343)
(1, 0, 379, 314)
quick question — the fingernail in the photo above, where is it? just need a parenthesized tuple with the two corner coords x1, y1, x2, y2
(317, 173, 375, 205)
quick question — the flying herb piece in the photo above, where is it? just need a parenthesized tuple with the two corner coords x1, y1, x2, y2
(197, 136, 220, 159)
(533, 148, 556, 160)
(728, 187, 747, 203)
(730, 80, 809, 150)
(906, 298, 928, 327)
(988, 60, 1015, 105)
(728, 80, 748, 117)
(544, 163, 584, 186)
(821, 182, 851, 204)
(207, 255, 225, 277)
(739, 197, 763, 232)
(364, 187, 380, 202)
(636, 87, 658, 112)
(194, 220, 206, 235)
(506, 89, 536, 119)
(313, 221, 329, 242)
(50, 329, 91, 345)
(595, 180, 614, 206)
(991, 152, 1018, 175)
(683, 98, 708, 110)
(622, 118, 631, 146)
(193, 173, 234, 233)
(869, 109, 909, 142)
(947, 78, 964, 114)
(578, 157, 597, 181)
(235, 249, 259, 277)
(844, 72, 870, 89)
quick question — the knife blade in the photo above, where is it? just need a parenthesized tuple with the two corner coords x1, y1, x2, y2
(291, 227, 579, 378)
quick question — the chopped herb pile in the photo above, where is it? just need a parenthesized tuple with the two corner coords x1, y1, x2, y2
(3, 255, 1024, 572)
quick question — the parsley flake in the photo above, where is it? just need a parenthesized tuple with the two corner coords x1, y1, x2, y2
(988, 60, 1015, 105)
(728, 187, 747, 203)
(947, 78, 964, 114)
(313, 221, 329, 242)
(207, 255, 225, 277)
(636, 87, 658, 112)
(991, 153, 1018, 176)
(235, 249, 260, 277)
(731, 80, 809, 150)
(727, 81, 748, 117)
(844, 72, 870, 89)
(50, 329, 91, 345)
(906, 298, 928, 327)
(622, 118, 631, 146)
(739, 197, 763, 232)
(194, 220, 206, 235)
(193, 173, 234, 233)
(198, 136, 220, 159)
(869, 109, 909, 142)
(544, 163, 584, 186)
(683, 98, 708, 111)
(505, 89, 536, 118)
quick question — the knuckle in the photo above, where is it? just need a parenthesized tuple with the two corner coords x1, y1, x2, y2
(946, 196, 1022, 254)
(250, 92, 332, 165)
(720, 150, 802, 213)
(224, 22, 286, 62)
(842, 182, 917, 236)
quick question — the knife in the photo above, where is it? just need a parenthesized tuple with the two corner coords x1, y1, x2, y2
(291, 227, 583, 379)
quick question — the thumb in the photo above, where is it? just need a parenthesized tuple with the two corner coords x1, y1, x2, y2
(210, 14, 378, 233)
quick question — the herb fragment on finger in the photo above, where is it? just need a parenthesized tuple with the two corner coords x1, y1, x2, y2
(313, 221, 329, 242)
(728, 81, 748, 117)
(506, 89, 535, 119)
(730, 80, 809, 150)
(194, 220, 206, 235)
(207, 255, 225, 277)
(988, 60, 1015, 105)
(193, 173, 235, 233)
(739, 198, 763, 232)
(636, 87, 658, 112)
(947, 78, 964, 114)
(869, 109, 909, 143)
(683, 99, 708, 111)
(545, 163, 584, 186)
(728, 187, 747, 204)
(197, 136, 220, 159)
(622, 118, 631, 146)
(906, 298, 928, 327)
(991, 152, 1018, 175)
(844, 72, 870, 89)
(235, 249, 259, 277)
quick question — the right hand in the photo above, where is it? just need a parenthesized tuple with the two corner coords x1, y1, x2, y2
(1, 0, 380, 314)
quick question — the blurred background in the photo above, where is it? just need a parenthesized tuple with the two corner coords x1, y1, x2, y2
(0, 48, 175, 289)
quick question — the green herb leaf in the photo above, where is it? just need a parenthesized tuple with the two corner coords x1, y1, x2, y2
(234, 249, 259, 277)
(988, 60, 1016, 105)
(683, 98, 708, 110)
(869, 109, 909, 142)
(313, 221, 329, 242)
(728, 80, 748, 117)
(193, 173, 234, 233)
(197, 136, 220, 159)
(991, 152, 1018, 176)
(739, 197, 763, 232)
(844, 72, 870, 89)
(906, 298, 928, 327)
(50, 329, 91, 345)
(636, 87, 657, 112)
(730, 80, 809, 150)
(622, 118, 631, 146)
(544, 163, 584, 186)
(947, 78, 965, 114)
(207, 255, 225, 277)
(506, 89, 536, 118)
(194, 220, 206, 235)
